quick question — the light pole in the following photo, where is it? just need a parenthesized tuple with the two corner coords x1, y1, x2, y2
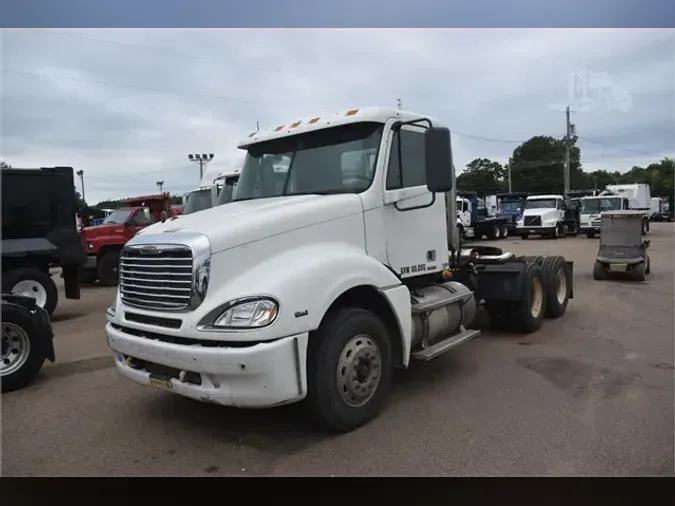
(76, 169, 85, 204)
(156, 180, 164, 193)
(188, 153, 215, 181)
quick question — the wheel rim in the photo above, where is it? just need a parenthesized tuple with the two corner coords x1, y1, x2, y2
(2, 322, 31, 376)
(502, 227, 508, 238)
(336, 334, 382, 408)
(494, 226, 501, 239)
(11, 280, 48, 308)
(555, 267, 567, 304)
(530, 278, 544, 318)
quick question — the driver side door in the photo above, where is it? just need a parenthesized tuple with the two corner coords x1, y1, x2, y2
(381, 125, 448, 278)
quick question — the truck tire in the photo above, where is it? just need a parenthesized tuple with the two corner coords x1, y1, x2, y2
(552, 224, 562, 239)
(98, 252, 120, 287)
(489, 224, 501, 240)
(2, 268, 58, 317)
(567, 222, 579, 237)
(541, 256, 570, 318)
(645, 255, 651, 274)
(304, 307, 393, 432)
(486, 263, 546, 334)
(632, 263, 646, 282)
(586, 230, 596, 239)
(500, 224, 508, 238)
(592, 261, 607, 280)
(1, 304, 48, 393)
(521, 255, 544, 265)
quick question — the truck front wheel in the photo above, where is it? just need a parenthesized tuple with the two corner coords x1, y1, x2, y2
(2, 268, 58, 317)
(1, 304, 48, 393)
(304, 307, 393, 432)
(97, 252, 120, 287)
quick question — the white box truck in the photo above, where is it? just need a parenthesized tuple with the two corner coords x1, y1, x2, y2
(105, 107, 575, 432)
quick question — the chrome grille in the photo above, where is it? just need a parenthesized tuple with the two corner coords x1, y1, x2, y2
(119, 245, 193, 310)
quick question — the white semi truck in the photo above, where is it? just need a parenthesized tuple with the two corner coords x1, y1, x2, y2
(105, 107, 575, 432)
(579, 184, 650, 237)
(515, 194, 580, 239)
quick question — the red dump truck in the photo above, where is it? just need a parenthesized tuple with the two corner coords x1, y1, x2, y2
(80, 193, 177, 286)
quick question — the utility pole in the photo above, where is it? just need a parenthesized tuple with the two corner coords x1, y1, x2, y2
(507, 164, 512, 193)
(76, 169, 85, 204)
(188, 153, 215, 182)
(564, 105, 571, 196)
(256, 120, 260, 132)
(156, 180, 164, 193)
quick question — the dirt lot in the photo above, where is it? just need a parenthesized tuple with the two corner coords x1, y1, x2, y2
(2, 224, 674, 476)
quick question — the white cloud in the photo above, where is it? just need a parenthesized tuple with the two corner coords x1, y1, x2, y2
(1, 29, 673, 204)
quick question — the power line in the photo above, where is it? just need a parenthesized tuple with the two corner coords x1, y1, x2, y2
(3, 67, 671, 158)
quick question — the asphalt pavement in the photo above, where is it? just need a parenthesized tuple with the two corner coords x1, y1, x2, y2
(2, 224, 673, 476)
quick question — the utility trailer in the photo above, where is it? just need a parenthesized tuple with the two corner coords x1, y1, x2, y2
(456, 190, 510, 240)
(2, 166, 85, 316)
(105, 107, 575, 432)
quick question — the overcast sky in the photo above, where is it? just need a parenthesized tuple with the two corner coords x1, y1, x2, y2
(1, 29, 673, 204)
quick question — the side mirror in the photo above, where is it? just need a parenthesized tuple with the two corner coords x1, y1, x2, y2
(424, 127, 453, 193)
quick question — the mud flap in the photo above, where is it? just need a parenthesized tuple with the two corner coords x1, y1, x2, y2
(566, 260, 574, 299)
(474, 262, 528, 302)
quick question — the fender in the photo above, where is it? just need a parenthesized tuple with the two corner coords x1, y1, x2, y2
(199, 242, 412, 355)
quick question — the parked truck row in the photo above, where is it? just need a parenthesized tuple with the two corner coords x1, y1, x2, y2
(104, 107, 576, 432)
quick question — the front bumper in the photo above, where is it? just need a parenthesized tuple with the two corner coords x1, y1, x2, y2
(106, 322, 308, 408)
(516, 226, 556, 235)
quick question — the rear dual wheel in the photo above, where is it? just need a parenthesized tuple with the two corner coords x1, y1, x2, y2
(487, 262, 546, 334)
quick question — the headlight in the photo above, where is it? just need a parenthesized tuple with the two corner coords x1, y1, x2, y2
(199, 297, 279, 330)
(87, 242, 94, 250)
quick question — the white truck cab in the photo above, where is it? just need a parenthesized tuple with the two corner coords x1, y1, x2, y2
(579, 194, 630, 238)
(516, 194, 579, 239)
(106, 107, 575, 432)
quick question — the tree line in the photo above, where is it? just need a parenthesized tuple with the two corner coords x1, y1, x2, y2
(457, 135, 674, 197)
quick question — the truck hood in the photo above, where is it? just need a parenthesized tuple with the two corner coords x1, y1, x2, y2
(133, 194, 365, 254)
(83, 223, 125, 239)
(521, 208, 558, 220)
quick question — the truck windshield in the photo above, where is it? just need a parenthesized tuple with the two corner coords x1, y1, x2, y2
(183, 188, 213, 215)
(499, 201, 521, 211)
(525, 199, 557, 209)
(580, 198, 621, 214)
(103, 208, 132, 224)
(234, 122, 383, 202)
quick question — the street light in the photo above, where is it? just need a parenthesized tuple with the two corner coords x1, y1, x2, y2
(75, 169, 85, 204)
(188, 153, 215, 181)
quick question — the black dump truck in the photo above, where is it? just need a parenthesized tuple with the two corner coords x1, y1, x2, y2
(2, 166, 85, 316)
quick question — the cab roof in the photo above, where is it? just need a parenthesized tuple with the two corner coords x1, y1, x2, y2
(237, 107, 442, 149)
(527, 194, 563, 200)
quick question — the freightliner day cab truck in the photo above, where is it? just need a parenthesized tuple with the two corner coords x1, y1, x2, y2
(105, 107, 575, 432)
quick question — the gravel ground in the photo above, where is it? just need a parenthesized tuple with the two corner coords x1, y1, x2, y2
(2, 223, 673, 476)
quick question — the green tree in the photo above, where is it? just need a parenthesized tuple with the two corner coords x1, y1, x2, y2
(457, 158, 506, 193)
(509, 135, 585, 194)
(0, 160, 12, 169)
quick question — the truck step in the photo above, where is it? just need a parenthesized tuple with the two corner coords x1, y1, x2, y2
(412, 327, 481, 362)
